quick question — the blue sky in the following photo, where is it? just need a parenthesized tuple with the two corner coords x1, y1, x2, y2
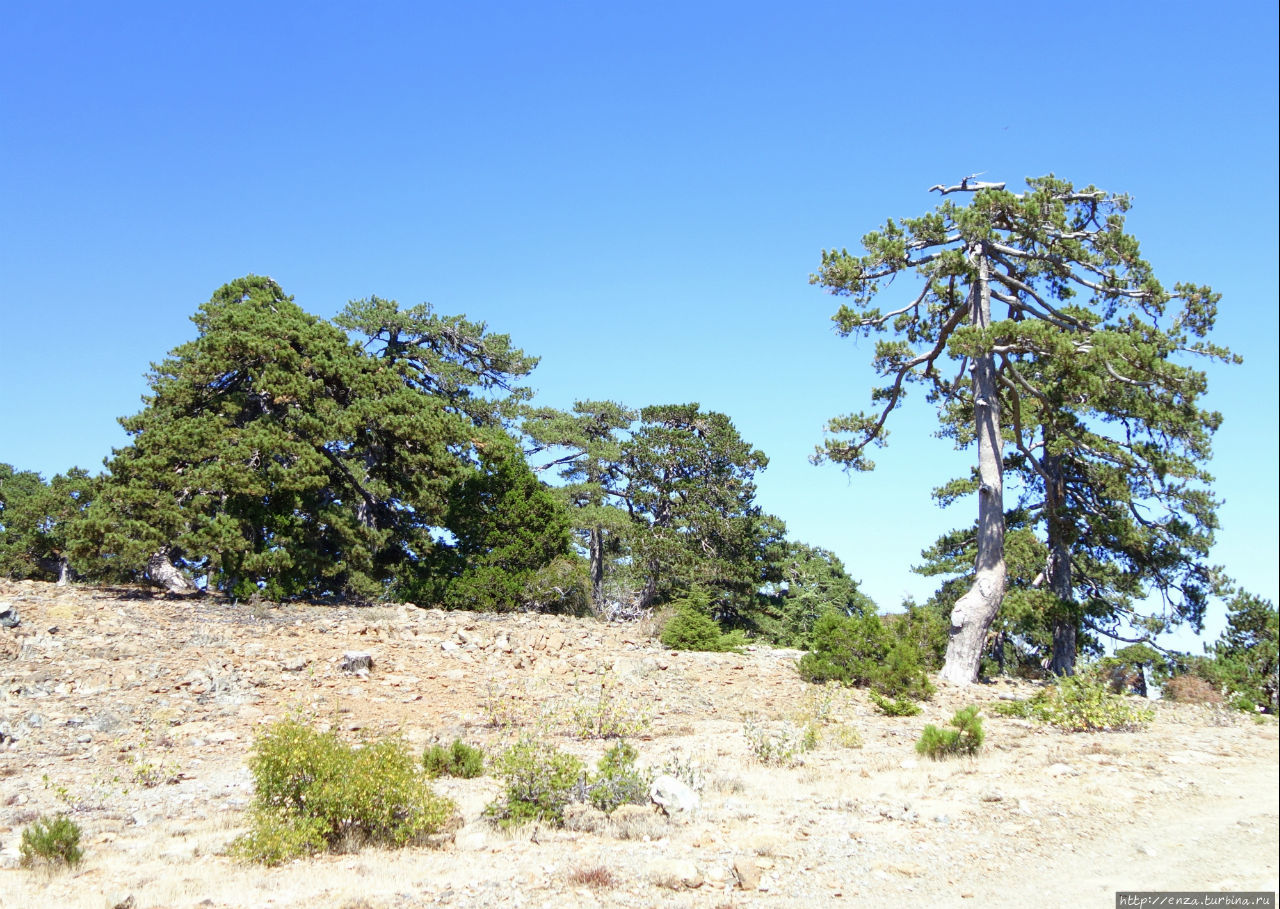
(2, 1, 1276, 648)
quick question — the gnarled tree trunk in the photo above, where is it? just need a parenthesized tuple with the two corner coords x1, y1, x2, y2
(147, 548, 196, 595)
(939, 246, 1008, 685)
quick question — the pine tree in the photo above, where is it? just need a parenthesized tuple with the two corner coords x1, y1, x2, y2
(812, 176, 1235, 683)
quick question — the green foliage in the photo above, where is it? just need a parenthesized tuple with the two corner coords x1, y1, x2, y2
(423, 739, 485, 779)
(869, 691, 922, 717)
(584, 741, 652, 814)
(659, 592, 746, 652)
(231, 718, 457, 865)
(71, 276, 561, 603)
(433, 439, 574, 612)
(748, 540, 877, 647)
(526, 401, 775, 618)
(916, 706, 984, 759)
(19, 814, 83, 869)
(0, 465, 98, 582)
(797, 610, 934, 699)
(994, 673, 1154, 731)
(485, 739, 586, 828)
(1201, 592, 1278, 713)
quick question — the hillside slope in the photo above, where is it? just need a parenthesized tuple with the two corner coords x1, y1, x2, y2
(1, 579, 1276, 908)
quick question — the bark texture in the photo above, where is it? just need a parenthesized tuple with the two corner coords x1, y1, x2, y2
(940, 247, 1008, 685)
(1044, 452, 1077, 675)
(147, 548, 196, 595)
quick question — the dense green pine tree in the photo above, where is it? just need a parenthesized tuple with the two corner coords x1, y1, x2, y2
(71, 276, 472, 599)
(428, 437, 577, 612)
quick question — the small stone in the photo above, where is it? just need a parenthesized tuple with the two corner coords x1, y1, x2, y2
(110, 894, 136, 909)
(0, 604, 19, 628)
(733, 857, 761, 891)
(340, 651, 373, 675)
(1047, 762, 1073, 777)
(281, 655, 310, 672)
(652, 858, 702, 889)
(650, 774, 700, 821)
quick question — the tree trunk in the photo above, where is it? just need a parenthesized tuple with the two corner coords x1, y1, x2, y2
(147, 548, 196, 595)
(939, 246, 1008, 685)
(1043, 451, 1077, 676)
(56, 557, 71, 587)
(589, 526, 606, 610)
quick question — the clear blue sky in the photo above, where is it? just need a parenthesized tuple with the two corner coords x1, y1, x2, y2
(2, 1, 1276, 648)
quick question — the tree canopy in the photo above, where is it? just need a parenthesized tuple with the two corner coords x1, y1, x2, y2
(67, 276, 564, 603)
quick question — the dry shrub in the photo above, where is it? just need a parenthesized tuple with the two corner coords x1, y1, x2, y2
(1162, 675, 1223, 705)
(568, 865, 618, 889)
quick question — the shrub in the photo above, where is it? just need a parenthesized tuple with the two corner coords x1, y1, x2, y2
(423, 739, 485, 779)
(19, 814, 83, 869)
(582, 741, 652, 815)
(993, 674, 1154, 731)
(565, 675, 651, 740)
(659, 595, 746, 652)
(916, 706, 984, 759)
(797, 611, 934, 700)
(230, 718, 457, 865)
(869, 691, 921, 717)
(742, 714, 817, 767)
(1161, 674, 1223, 706)
(567, 865, 618, 889)
(485, 739, 586, 828)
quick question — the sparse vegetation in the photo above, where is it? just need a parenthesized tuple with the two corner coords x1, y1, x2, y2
(19, 814, 84, 869)
(423, 738, 485, 779)
(916, 706, 984, 759)
(230, 718, 457, 865)
(992, 674, 1154, 732)
(742, 714, 818, 767)
(564, 675, 651, 739)
(869, 690, 922, 717)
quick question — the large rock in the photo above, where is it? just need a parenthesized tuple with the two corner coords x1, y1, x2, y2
(650, 774, 700, 821)
(0, 603, 19, 628)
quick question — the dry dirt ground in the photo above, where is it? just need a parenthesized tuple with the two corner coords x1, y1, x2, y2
(1, 578, 1276, 909)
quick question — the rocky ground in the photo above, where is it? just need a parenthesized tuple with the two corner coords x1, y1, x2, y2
(1, 577, 1276, 909)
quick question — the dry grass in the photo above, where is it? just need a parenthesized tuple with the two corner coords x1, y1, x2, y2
(566, 864, 618, 889)
(1162, 675, 1223, 706)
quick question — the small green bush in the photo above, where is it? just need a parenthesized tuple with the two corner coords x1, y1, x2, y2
(583, 741, 652, 814)
(916, 706, 984, 759)
(423, 739, 485, 778)
(797, 611, 934, 700)
(869, 691, 922, 717)
(19, 814, 83, 869)
(485, 739, 586, 828)
(994, 674, 1154, 732)
(230, 718, 457, 865)
(660, 596, 746, 653)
